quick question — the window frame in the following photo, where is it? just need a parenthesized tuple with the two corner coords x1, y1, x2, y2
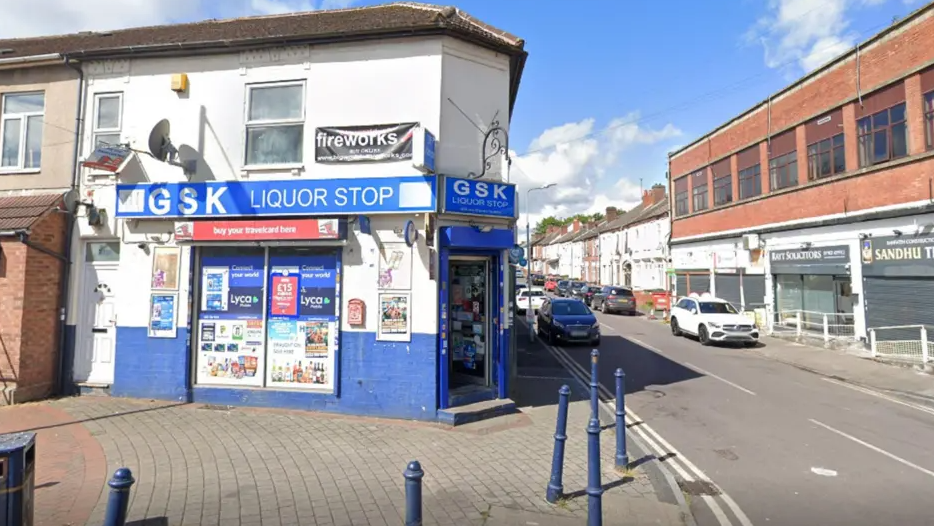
(712, 173, 732, 206)
(691, 173, 709, 213)
(737, 163, 761, 200)
(243, 80, 307, 168)
(857, 102, 908, 168)
(91, 92, 124, 150)
(925, 91, 934, 151)
(0, 91, 45, 172)
(769, 151, 798, 191)
(675, 190, 689, 217)
(807, 133, 845, 181)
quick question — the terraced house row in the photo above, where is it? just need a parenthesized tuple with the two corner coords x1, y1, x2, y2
(667, 2, 934, 364)
(528, 184, 669, 293)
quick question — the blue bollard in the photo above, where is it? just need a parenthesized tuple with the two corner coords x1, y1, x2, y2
(403, 460, 424, 526)
(586, 417, 604, 526)
(615, 368, 629, 469)
(589, 349, 600, 418)
(546, 385, 571, 503)
(103, 467, 135, 526)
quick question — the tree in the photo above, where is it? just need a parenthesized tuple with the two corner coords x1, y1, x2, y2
(534, 216, 564, 235)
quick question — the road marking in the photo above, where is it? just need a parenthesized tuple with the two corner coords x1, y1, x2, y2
(810, 467, 838, 477)
(821, 377, 934, 418)
(683, 363, 757, 396)
(534, 331, 747, 526)
(809, 419, 934, 478)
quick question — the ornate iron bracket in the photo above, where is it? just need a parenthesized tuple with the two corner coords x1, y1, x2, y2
(468, 122, 511, 179)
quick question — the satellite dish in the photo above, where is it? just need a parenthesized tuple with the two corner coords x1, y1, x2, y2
(148, 119, 174, 161)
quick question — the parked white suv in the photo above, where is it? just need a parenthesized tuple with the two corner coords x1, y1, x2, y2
(516, 287, 546, 314)
(670, 294, 759, 347)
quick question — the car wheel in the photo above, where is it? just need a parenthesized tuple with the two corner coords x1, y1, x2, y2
(601, 302, 608, 314)
(744, 341, 758, 348)
(671, 318, 682, 337)
(547, 326, 556, 345)
(698, 325, 711, 346)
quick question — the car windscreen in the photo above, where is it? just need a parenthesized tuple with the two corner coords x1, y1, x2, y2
(571, 281, 585, 288)
(699, 301, 737, 314)
(609, 288, 634, 296)
(558, 281, 569, 286)
(551, 301, 591, 316)
(528, 290, 545, 297)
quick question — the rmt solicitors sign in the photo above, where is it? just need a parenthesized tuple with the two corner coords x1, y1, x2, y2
(315, 122, 417, 163)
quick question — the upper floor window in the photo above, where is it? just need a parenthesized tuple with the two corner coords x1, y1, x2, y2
(93, 93, 123, 148)
(738, 164, 761, 199)
(245, 82, 305, 166)
(691, 169, 708, 212)
(807, 134, 845, 180)
(925, 92, 934, 151)
(857, 102, 907, 167)
(713, 172, 732, 206)
(769, 151, 797, 191)
(0, 92, 44, 171)
(674, 177, 689, 217)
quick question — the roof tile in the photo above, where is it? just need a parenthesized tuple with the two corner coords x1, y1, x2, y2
(0, 193, 63, 231)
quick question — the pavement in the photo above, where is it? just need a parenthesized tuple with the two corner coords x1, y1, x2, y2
(0, 320, 688, 526)
(549, 306, 934, 526)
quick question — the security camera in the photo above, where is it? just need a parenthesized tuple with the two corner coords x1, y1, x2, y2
(137, 242, 147, 250)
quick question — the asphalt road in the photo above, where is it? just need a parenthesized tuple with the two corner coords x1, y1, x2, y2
(544, 308, 934, 526)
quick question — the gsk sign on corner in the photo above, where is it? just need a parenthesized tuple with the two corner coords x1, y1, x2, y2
(442, 176, 516, 218)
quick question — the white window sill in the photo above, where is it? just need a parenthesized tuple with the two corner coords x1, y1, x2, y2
(240, 164, 304, 177)
(0, 168, 41, 175)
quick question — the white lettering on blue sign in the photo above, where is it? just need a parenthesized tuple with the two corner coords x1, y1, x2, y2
(443, 176, 516, 218)
(115, 176, 437, 218)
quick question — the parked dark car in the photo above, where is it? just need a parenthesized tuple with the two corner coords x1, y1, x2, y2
(573, 285, 598, 306)
(536, 298, 600, 346)
(555, 280, 570, 296)
(531, 274, 546, 286)
(568, 281, 586, 297)
(591, 286, 637, 315)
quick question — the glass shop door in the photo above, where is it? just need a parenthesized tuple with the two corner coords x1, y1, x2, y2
(448, 257, 492, 388)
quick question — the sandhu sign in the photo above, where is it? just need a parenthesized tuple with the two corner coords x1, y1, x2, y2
(315, 122, 417, 163)
(861, 234, 934, 277)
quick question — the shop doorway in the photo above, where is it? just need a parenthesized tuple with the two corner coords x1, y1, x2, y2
(74, 241, 121, 385)
(447, 257, 493, 396)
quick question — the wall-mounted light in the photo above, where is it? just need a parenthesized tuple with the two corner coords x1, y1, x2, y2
(893, 229, 903, 236)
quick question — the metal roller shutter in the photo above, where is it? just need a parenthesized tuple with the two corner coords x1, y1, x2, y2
(688, 273, 710, 295)
(864, 277, 934, 341)
(676, 274, 688, 297)
(743, 274, 766, 307)
(715, 274, 742, 308)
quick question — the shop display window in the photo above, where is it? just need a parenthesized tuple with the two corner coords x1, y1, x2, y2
(449, 261, 489, 387)
(194, 246, 341, 393)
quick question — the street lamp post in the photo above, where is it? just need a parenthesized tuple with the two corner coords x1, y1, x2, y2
(526, 183, 556, 342)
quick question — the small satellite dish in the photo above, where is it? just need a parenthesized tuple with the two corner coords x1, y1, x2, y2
(148, 119, 174, 162)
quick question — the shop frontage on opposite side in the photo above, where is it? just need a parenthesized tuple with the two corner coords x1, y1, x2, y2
(769, 244, 856, 335)
(436, 175, 518, 424)
(101, 175, 443, 420)
(861, 234, 934, 364)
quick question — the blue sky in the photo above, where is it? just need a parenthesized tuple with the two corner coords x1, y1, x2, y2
(2, 0, 923, 229)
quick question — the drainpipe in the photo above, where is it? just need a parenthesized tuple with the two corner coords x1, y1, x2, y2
(55, 55, 86, 396)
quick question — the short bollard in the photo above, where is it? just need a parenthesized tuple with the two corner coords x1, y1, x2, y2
(546, 385, 571, 503)
(614, 368, 629, 469)
(103, 467, 135, 526)
(403, 460, 424, 526)
(586, 417, 604, 526)
(589, 349, 600, 418)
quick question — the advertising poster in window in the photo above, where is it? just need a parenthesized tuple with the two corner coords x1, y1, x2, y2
(378, 242, 412, 290)
(377, 292, 411, 342)
(265, 252, 340, 392)
(196, 254, 266, 387)
(151, 246, 181, 290)
(148, 293, 177, 338)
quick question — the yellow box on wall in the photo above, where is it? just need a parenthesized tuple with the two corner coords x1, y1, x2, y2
(171, 73, 189, 92)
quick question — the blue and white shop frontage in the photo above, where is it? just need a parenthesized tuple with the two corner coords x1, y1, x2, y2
(85, 173, 516, 422)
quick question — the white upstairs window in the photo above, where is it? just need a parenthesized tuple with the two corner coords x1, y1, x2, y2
(1, 92, 44, 171)
(92, 93, 123, 148)
(244, 81, 305, 166)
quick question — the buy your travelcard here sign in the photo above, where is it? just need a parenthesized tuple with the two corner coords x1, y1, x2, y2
(442, 175, 517, 218)
(115, 175, 437, 218)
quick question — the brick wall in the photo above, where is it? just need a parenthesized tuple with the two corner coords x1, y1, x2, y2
(0, 211, 67, 404)
(669, 8, 934, 240)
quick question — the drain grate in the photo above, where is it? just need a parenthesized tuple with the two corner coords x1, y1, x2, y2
(678, 480, 721, 496)
(200, 404, 236, 411)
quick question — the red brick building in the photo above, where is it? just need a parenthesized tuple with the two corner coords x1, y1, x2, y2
(667, 4, 934, 356)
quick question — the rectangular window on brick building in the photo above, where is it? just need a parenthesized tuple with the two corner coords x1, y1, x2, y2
(767, 129, 797, 191)
(856, 82, 907, 168)
(674, 177, 689, 217)
(736, 145, 761, 200)
(691, 169, 708, 212)
(805, 109, 845, 181)
(711, 158, 731, 206)
(926, 92, 934, 151)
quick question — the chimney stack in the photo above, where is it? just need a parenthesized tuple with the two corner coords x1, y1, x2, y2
(605, 207, 618, 222)
(572, 218, 581, 232)
(642, 183, 668, 207)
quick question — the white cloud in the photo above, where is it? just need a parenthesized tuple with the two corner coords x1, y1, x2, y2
(0, 0, 354, 38)
(512, 116, 681, 236)
(746, 0, 896, 73)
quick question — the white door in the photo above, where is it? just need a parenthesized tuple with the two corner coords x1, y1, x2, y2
(74, 243, 121, 384)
